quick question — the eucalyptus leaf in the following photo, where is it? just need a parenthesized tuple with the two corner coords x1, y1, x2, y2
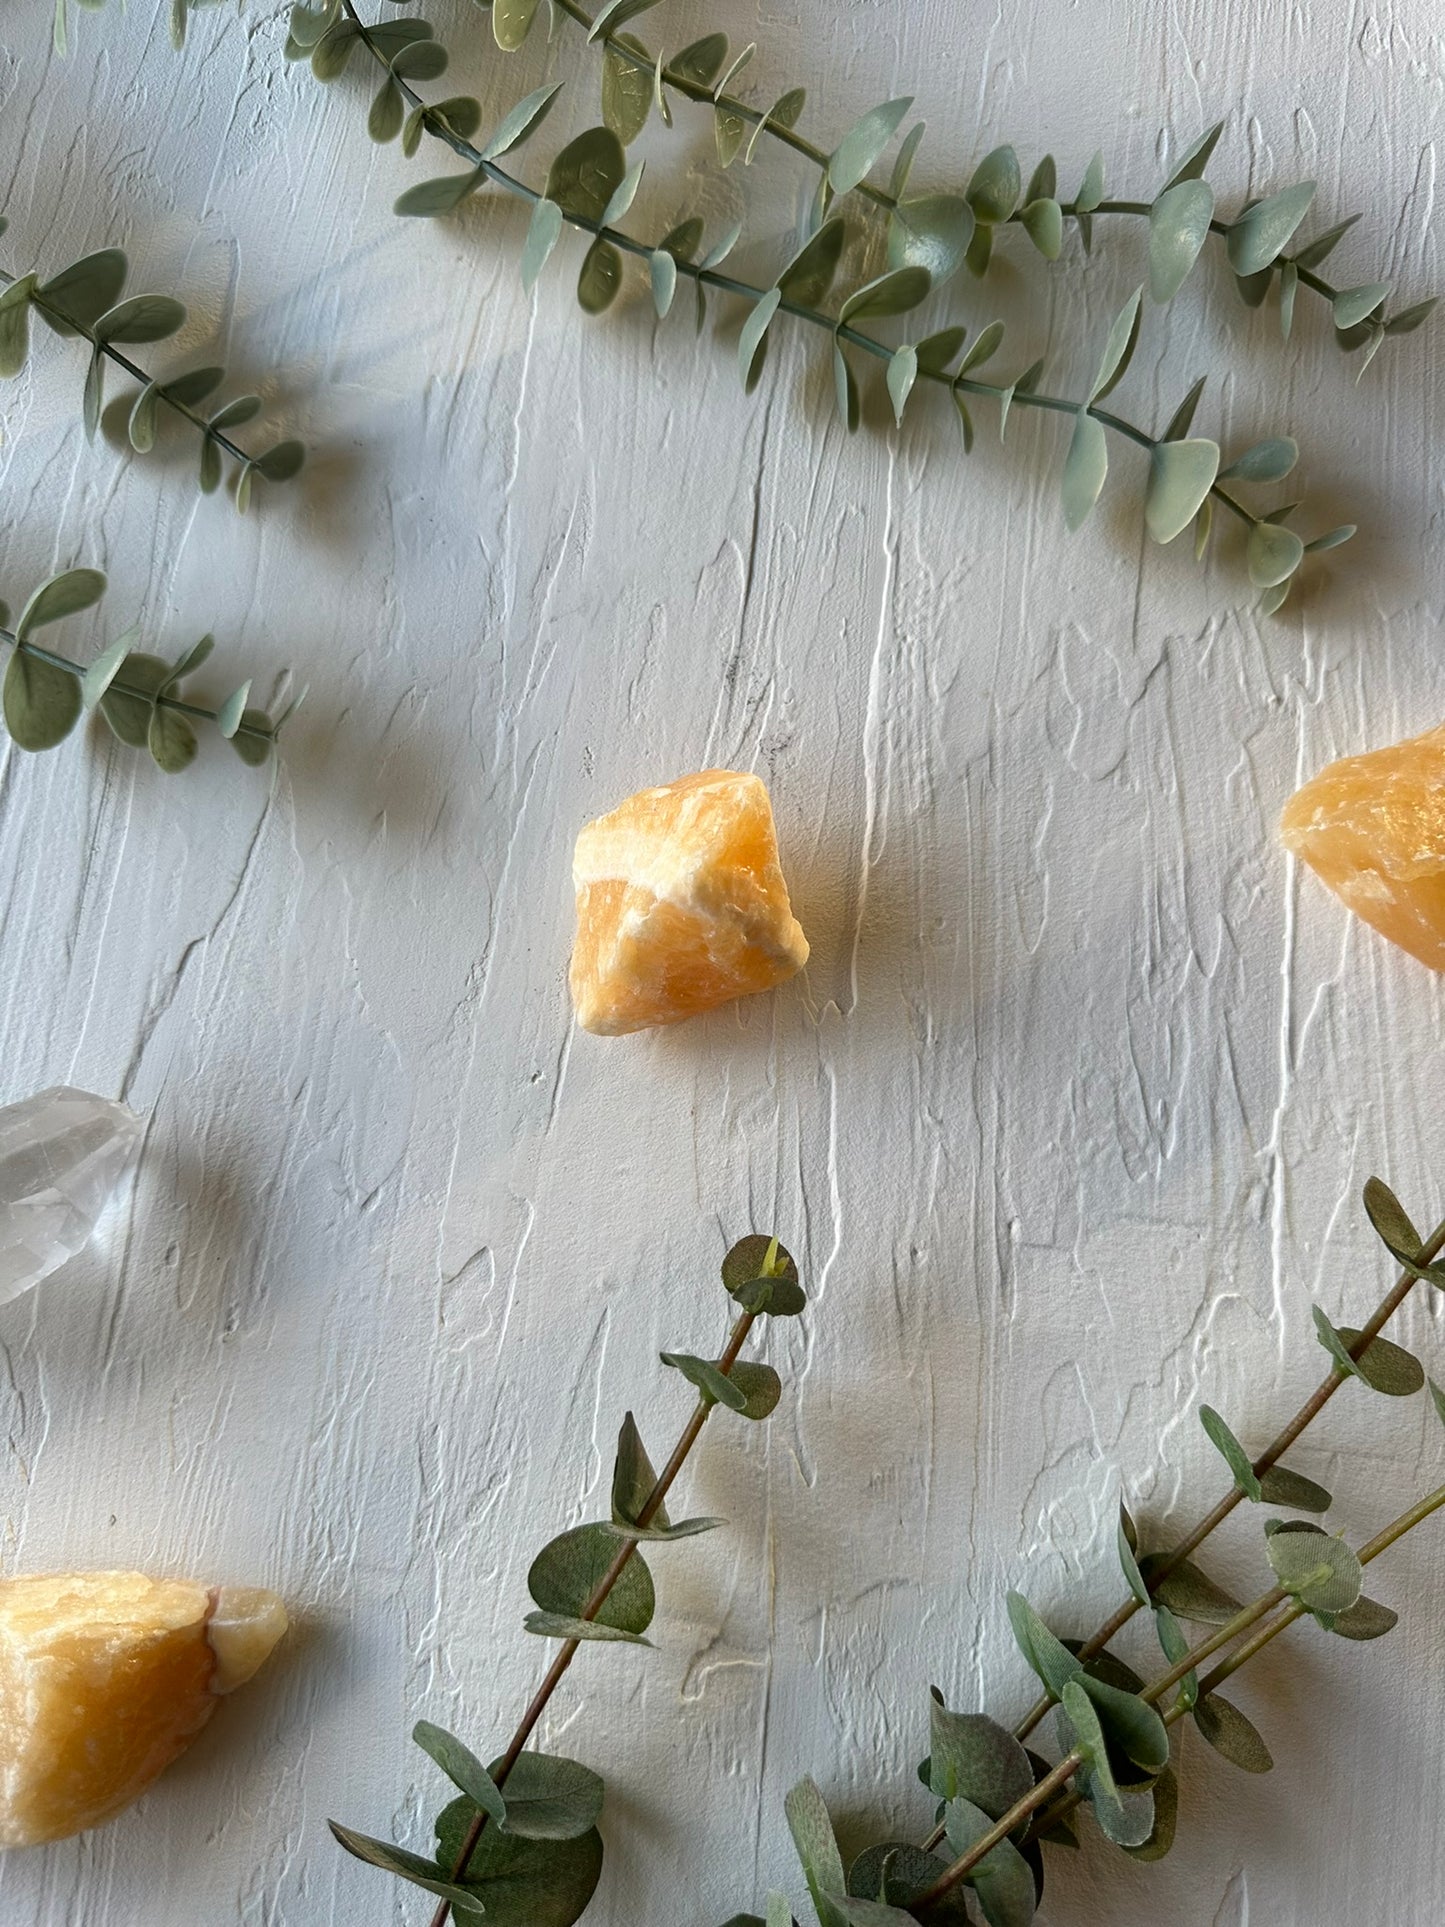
(161, 365, 225, 408)
(649, 250, 677, 318)
(1336, 1327, 1425, 1396)
(661, 1351, 749, 1413)
(16, 568, 107, 636)
(1362, 1176, 1445, 1284)
(1333, 282, 1390, 330)
(3, 650, 82, 752)
(1326, 1595, 1398, 1640)
(1227, 180, 1317, 275)
(0, 276, 34, 378)
(611, 1411, 665, 1530)
(577, 240, 623, 316)
(829, 97, 913, 197)
(1279, 260, 1299, 339)
(369, 76, 404, 143)
(1198, 1404, 1261, 1500)
(482, 82, 565, 162)
(965, 222, 993, 278)
(1020, 198, 1063, 260)
(1149, 180, 1214, 302)
(1265, 1524, 1362, 1613)
(527, 1523, 654, 1633)
(783, 1777, 846, 1918)
(603, 43, 652, 146)
(672, 32, 729, 88)
(209, 394, 263, 433)
(1219, 436, 1298, 483)
(37, 248, 128, 335)
(1090, 288, 1143, 401)
(1257, 1464, 1331, 1512)
(1117, 1505, 1149, 1606)
(600, 161, 644, 229)
(546, 127, 626, 223)
(957, 319, 1005, 376)
(952, 390, 974, 454)
(413, 1723, 506, 1825)
(848, 1843, 968, 1922)
(942, 1796, 1037, 1927)
(1236, 265, 1274, 308)
(833, 343, 859, 432)
(493, 0, 541, 52)
(390, 41, 449, 84)
(1247, 521, 1304, 588)
(887, 345, 917, 424)
(927, 1689, 1034, 1820)
(434, 1797, 605, 1927)
(1153, 1604, 1198, 1709)
(215, 681, 251, 740)
(328, 1824, 485, 1910)
(779, 220, 847, 308)
(394, 171, 483, 218)
(967, 145, 1022, 225)
(838, 267, 931, 323)
(1027, 155, 1058, 203)
(522, 201, 565, 292)
(700, 222, 745, 271)
(887, 195, 975, 286)
(1145, 439, 1220, 544)
(1080, 1675, 1169, 1774)
(523, 1610, 651, 1644)
(1122, 1762, 1178, 1863)
(231, 709, 275, 766)
(916, 325, 968, 376)
(1005, 1591, 1082, 1699)
(1060, 409, 1108, 531)
(729, 1360, 783, 1421)
(1386, 296, 1438, 335)
(83, 347, 104, 441)
(890, 122, 927, 198)
(1192, 1694, 1272, 1772)
(80, 626, 138, 710)
(486, 1751, 603, 1840)
(148, 701, 197, 775)
(1160, 375, 1207, 442)
(1164, 121, 1225, 190)
(127, 381, 163, 452)
(1057, 1683, 1136, 1846)
(589, 0, 664, 38)
(1292, 213, 1362, 268)
(1075, 151, 1105, 212)
(99, 651, 168, 747)
(1140, 1553, 1242, 1626)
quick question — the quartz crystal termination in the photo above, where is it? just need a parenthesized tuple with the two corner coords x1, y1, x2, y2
(0, 1088, 144, 1305)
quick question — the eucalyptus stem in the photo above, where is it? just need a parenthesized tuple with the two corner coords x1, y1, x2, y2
(1020, 1477, 1445, 1853)
(342, 4, 1266, 538)
(1011, 1212, 1445, 1743)
(0, 264, 255, 470)
(0, 622, 275, 749)
(914, 1476, 1445, 1913)
(422, 1307, 759, 1927)
(548, 1, 1370, 330)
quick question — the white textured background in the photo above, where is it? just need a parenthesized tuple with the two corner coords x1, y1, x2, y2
(1, 1, 1444, 1922)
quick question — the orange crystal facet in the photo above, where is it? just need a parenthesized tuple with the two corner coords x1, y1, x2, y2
(569, 769, 810, 1034)
(1281, 720, 1445, 972)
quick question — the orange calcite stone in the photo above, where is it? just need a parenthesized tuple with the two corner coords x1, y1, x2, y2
(570, 769, 809, 1034)
(1281, 720, 1445, 971)
(0, 1571, 287, 1847)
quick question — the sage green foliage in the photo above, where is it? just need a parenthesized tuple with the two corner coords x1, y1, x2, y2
(332, 1228, 796, 1922)
(0, 229, 301, 510)
(1, 568, 291, 768)
(728, 1177, 1445, 1927)
(302, 12, 1386, 614)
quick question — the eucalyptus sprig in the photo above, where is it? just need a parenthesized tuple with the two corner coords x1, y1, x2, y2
(724, 1180, 1445, 1927)
(0, 566, 300, 769)
(525, 0, 1435, 371)
(0, 221, 304, 511)
(291, 5, 1350, 611)
(331, 1232, 805, 1927)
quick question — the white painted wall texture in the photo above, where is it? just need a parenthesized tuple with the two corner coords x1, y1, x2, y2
(1, 0, 1443, 1921)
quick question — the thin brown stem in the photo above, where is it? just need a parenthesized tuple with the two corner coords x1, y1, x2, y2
(1011, 1213, 1445, 1742)
(424, 1308, 759, 1927)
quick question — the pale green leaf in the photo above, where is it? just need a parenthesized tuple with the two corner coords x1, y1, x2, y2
(887, 195, 975, 286)
(482, 82, 565, 161)
(1145, 438, 1220, 543)
(1149, 179, 1214, 301)
(1227, 180, 1317, 274)
(522, 200, 564, 292)
(828, 97, 913, 196)
(1247, 521, 1305, 587)
(966, 145, 1021, 224)
(1061, 410, 1108, 530)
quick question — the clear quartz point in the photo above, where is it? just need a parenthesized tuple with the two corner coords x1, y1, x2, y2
(0, 1087, 144, 1305)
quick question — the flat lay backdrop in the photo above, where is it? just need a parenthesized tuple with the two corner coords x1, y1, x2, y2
(1, 2, 1443, 1922)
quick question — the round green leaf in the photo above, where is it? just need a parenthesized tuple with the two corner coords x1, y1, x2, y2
(927, 1689, 1034, 1819)
(739, 287, 781, 390)
(1336, 1327, 1425, 1396)
(369, 77, 404, 143)
(1122, 1761, 1178, 1863)
(1327, 1596, 1398, 1640)
(99, 651, 168, 747)
(523, 1610, 651, 1644)
(527, 1523, 654, 1633)
(1333, 282, 1391, 331)
(1192, 1693, 1272, 1772)
(493, 0, 541, 52)
(329, 1822, 484, 1910)
(255, 440, 305, 484)
(1219, 436, 1298, 484)
(828, 97, 913, 197)
(1090, 288, 1143, 401)
(1146, 439, 1220, 544)
(602, 43, 651, 146)
(413, 1722, 507, 1824)
(3, 649, 82, 751)
(1140, 1552, 1242, 1626)
(1149, 179, 1214, 302)
(16, 568, 106, 636)
(1265, 1523, 1362, 1612)
(943, 1796, 1037, 1924)
(435, 1796, 604, 1927)
(148, 701, 197, 774)
(547, 127, 626, 222)
(578, 240, 623, 316)
(487, 1752, 603, 1840)
(1247, 521, 1305, 587)
(1005, 1591, 1082, 1699)
(395, 170, 483, 218)
(1164, 121, 1224, 190)
(779, 219, 848, 307)
(36, 248, 127, 335)
(661, 1351, 748, 1413)
(966, 145, 1021, 224)
(1226, 180, 1316, 275)
(886, 195, 975, 287)
(1060, 409, 1108, 531)
(1256, 1463, 1331, 1512)
(838, 267, 932, 323)
(94, 294, 186, 345)
(848, 1843, 969, 1921)
(728, 1359, 783, 1421)
(886, 344, 917, 424)
(0, 275, 35, 378)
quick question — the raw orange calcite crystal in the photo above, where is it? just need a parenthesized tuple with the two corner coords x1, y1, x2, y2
(0, 1571, 287, 1847)
(570, 769, 809, 1034)
(1281, 720, 1445, 971)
